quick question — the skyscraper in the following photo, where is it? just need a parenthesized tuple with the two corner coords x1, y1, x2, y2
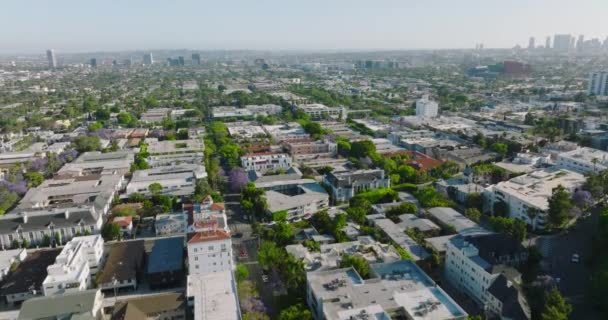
(577, 35, 585, 51)
(46, 49, 57, 68)
(178, 56, 185, 66)
(588, 71, 608, 96)
(143, 53, 154, 65)
(192, 53, 201, 65)
(528, 37, 535, 50)
(90, 58, 97, 68)
(553, 34, 572, 51)
(545, 36, 551, 49)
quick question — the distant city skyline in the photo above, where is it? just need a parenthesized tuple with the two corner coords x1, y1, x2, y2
(1, 0, 607, 54)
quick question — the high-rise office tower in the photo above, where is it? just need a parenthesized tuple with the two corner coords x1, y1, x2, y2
(588, 71, 608, 96)
(553, 34, 572, 51)
(178, 56, 185, 66)
(90, 58, 97, 68)
(545, 36, 551, 49)
(528, 37, 535, 50)
(577, 35, 585, 50)
(46, 49, 57, 68)
(143, 53, 154, 65)
(192, 53, 201, 65)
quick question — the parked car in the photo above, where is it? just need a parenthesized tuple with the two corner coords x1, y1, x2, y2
(571, 253, 580, 263)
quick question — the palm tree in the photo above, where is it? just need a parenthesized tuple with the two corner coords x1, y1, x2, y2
(592, 157, 599, 173)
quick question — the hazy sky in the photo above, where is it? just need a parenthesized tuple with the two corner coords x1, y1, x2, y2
(1, 0, 606, 53)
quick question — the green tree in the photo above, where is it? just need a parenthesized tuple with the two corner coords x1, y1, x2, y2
(491, 143, 508, 158)
(541, 287, 572, 320)
(101, 223, 121, 241)
(23, 172, 44, 188)
(465, 193, 484, 211)
(272, 210, 288, 222)
(257, 241, 283, 271)
(235, 263, 249, 283)
(271, 222, 294, 246)
(72, 135, 102, 152)
(278, 304, 312, 320)
(116, 112, 133, 125)
(465, 208, 481, 223)
(350, 140, 377, 159)
(340, 254, 371, 279)
(148, 182, 163, 195)
(88, 121, 103, 132)
(547, 185, 572, 228)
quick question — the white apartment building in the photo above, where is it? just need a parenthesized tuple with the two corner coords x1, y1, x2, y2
(324, 169, 391, 202)
(187, 229, 233, 275)
(485, 168, 586, 229)
(556, 147, 608, 174)
(187, 271, 241, 320)
(445, 234, 530, 320)
(588, 71, 608, 96)
(295, 104, 346, 121)
(415, 95, 439, 118)
(240, 153, 292, 173)
(126, 164, 206, 197)
(42, 235, 104, 296)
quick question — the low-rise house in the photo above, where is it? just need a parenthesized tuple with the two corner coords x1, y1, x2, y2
(18, 289, 104, 320)
(146, 237, 184, 289)
(126, 164, 206, 197)
(307, 260, 467, 320)
(436, 177, 485, 204)
(111, 216, 134, 236)
(187, 271, 241, 320)
(0, 249, 61, 305)
(445, 233, 530, 320)
(295, 103, 346, 120)
(324, 169, 390, 202)
(98, 240, 145, 293)
(397, 214, 441, 235)
(155, 214, 187, 237)
(0, 249, 26, 282)
(111, 292, 186, 320)
(284, 139, 337, 160)
(42, 235, 104, 296)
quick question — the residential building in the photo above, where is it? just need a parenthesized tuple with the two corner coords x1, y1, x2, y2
(241, 153, 292, 173)
(111, 216, 134, 236)
(57, 151, 134, 177)
(307, 260, 467, 320)
(286, 236, 400, 272)
(111, 292, 186, 320)
(372, 218, 430, 260)
(187, 271, 241, 320)
(97, 240, 145, 293)
(255, 177, 329, 221)
(485, 168, 586, 229)
(556, 147, 608, 174)
(42, 235, 104, 296)
(0, 249, 61, 305)
(183, 196, 229, 233)
(156, 213, 187, 237)
(445, 234, 530, 320)
(147, 237, 184, 289)
(295, 103, 346, 121)
(126, 164, 206, 197)
(212, 104, 282, 119)
(284, 140, 337, 159)
(0, 206, 103, 249)
(426, 207, 490, 236)
(588, 71, 608, 96)
(192, 53, 201, 65)
(15, 174, 123, 216)
(397, 214, 441, 235)
(146, 138, 204, 157)
(436, 177, 485, 204)
(18, 289, 104, 320)
(187, 228, 233, 275)
(324, 169, 390, 202)
(263, 123, 310, 142)
(0, 249, 26, 282)
(416, 95, 439, 118)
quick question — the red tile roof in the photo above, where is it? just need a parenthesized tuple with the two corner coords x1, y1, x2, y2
(188, 229, 231, 244)
(111, 216, 133, 228)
